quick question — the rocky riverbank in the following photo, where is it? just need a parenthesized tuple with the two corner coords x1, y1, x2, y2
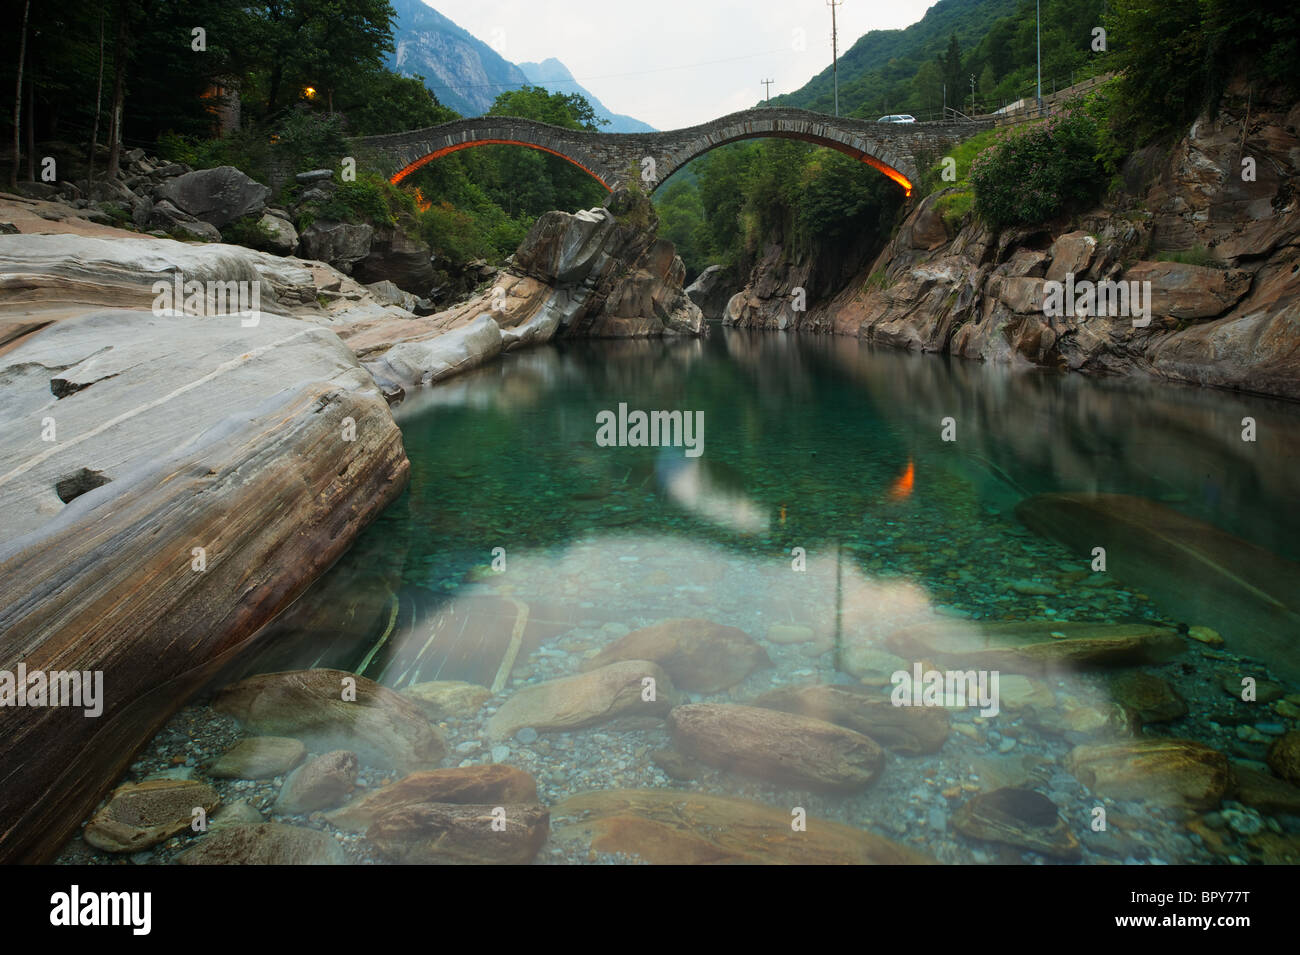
(0, 179, 702, 863)
(722, 83, 1300, 401)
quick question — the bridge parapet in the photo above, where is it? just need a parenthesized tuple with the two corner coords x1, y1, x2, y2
(359, 107, 993, 197)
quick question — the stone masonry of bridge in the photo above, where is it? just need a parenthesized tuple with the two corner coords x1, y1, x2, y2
(359, 107, 993, 198)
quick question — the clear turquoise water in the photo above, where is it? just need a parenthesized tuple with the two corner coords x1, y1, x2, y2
(226, 329, 1300, 863)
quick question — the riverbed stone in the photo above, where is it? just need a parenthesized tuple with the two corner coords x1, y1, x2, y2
(156, 165, 271, 229)
(753, 684, 949, 754)
(204, 737, 306, 779)
(83, 779, 219, 853)
(1065, 738, 1230, 808)
(583, 618, 770, 693)
(177, 822, 345, 865)
(551, 789, 932, 864)
(486, 660, 676, 740)
(274, 750, 358, 814)
(212, 669, 447, 772)
(669, 703, 884, 791)
(366, 802, 550, 864)
(326, 765, 539, 832)
(1267, 731, 1300, 784)
(952, 787, 1081, 859)
(1108, 671, 1188, 723)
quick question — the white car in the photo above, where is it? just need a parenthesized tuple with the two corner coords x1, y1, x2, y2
(877, 114, 917, 124)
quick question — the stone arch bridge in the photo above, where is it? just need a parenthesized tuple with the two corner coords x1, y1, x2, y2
(359, 107, 993, 199)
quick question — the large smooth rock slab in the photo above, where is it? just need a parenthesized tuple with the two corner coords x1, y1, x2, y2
(177, 822, 345, 865)
(363, 313, 503, 392)
(551, 790, 932, 864)
(668, 703, 884, 792)
(885, 619, 1186, 675)
(753, 684, 950, 754)
(365, 802, 550, 864)
(1015, 493, 1300, 682)
(326, 765, 539, 832)
(0, 307, 407, 864)
(485, 660, 676, 740)
(83, 779, 219, 853)
(212, 669, 446, 772)
(582, 619, 771, 693)
(1065, 738, 1230, 808)
(156, 166, 271, 229)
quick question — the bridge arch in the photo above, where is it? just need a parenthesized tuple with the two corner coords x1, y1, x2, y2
(360, 108, 989, 201)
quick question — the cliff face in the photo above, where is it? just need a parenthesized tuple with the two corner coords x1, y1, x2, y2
(724, 85, 1300, 400)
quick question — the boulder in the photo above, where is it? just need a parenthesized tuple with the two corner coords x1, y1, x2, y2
(1065, 738, 1230, 808)
(211, 669, 446, 772)
(582, 618, 770, 693)
(354, 223, 436, 295)
(551, 790, 932, 864)
(1125, 261, 1252, 320)
(156, 165, 271, 229)
(145, 198, 222, 241)
(668, 703, 884, 792)
(204, 737, 306, 779)
(1230, 762, 1300, 814)
(685, 264, 740, 319)
(274, 750, 358, 814)
(326, 765, 538, 831)
(299, 220, 374, 273)
(296, 169, 334, 184)
(486, 660, 676, 740)
(753, 684, 949, 754)
(177, 823, 345, 864)
(255, 212, 299, 255)
(366, 802, 550, 864)
(83, 779, 219, 853)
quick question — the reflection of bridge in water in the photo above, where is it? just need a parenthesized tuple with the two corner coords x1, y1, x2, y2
(359, 107, 994, 198)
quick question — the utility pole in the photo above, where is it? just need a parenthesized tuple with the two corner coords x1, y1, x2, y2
(761, 78, 774, 103)
(970, 74, 976, 115)
(827, 0, 842, 117)
(1036, 0, 1043, 112)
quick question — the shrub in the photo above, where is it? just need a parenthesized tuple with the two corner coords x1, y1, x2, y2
(970, 109, 1105, 229)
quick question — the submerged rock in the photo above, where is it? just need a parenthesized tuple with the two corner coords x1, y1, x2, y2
(83, 779, 219, 853)
(1267, 731, 1300, 784)
(583, 618, 770, 693)
(551, 789, 932, 864)
(1066, 738, 1230, 808)
(1015, 493, 1300, 683)
(366, 803, 550, 864)
(400, 681, 492, 721)
(951, 788, 1081, 859)
(668, 703, 884, 792)
(753, 684, 949, 754)
(177, 822, 345, 865)
(274, 750, 359, 814)
(1108, 671, 1189, 724)
(212, 669, 447, 772)
(204, 737, 306, 780)
(886, 619, 1186, 675)
(326, 765, 539, 832)
(485, 660, 676, 740)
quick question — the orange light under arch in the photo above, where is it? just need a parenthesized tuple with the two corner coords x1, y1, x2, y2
(391, 139, 613, 190)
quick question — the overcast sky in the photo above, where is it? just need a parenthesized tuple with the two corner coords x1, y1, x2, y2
(427, 0, 941, 129)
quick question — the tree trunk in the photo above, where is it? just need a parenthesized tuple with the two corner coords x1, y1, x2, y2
(10, 0, 31, 190)
(25, 70, 35, 182)
(88, 13, 105, 188)
(105, 2, 129, 183)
